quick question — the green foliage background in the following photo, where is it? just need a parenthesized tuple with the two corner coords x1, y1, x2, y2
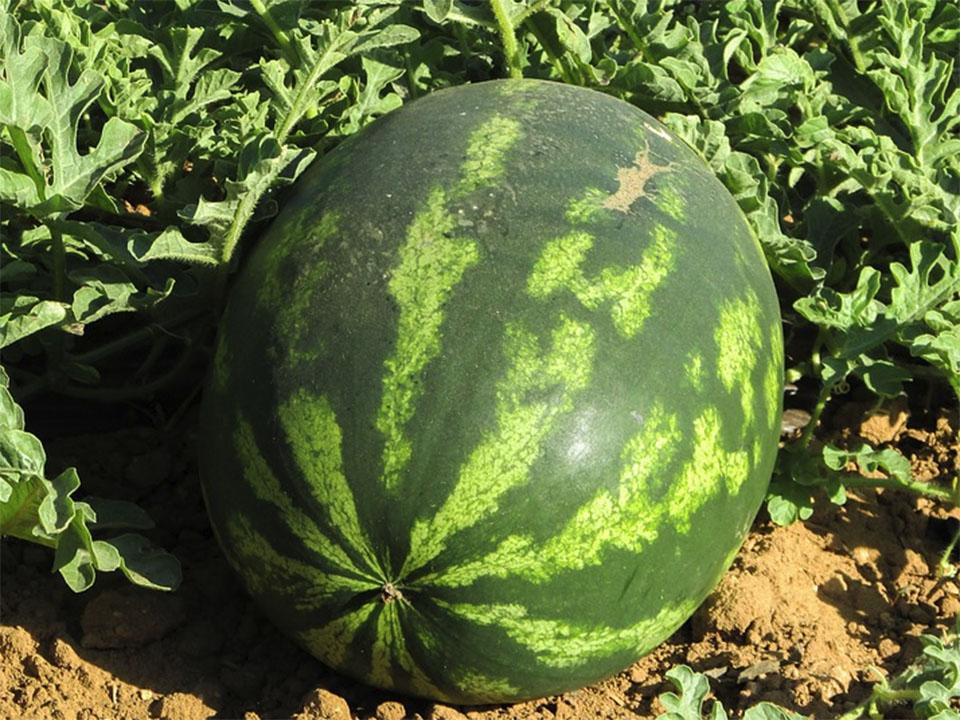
(1, 0, 958, 715)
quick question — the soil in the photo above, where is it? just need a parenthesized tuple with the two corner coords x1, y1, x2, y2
(1, 400, 958, 720)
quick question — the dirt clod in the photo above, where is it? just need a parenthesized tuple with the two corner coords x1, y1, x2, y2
(50, 638, 82, 669)
(376, 700, 408, 720)
(429, 704, 470, 720)
(152, 692, 215, 720)
(295, 688, 352, 720)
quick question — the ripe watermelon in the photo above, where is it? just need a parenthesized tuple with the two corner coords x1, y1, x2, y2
(200, 79, 783, 704)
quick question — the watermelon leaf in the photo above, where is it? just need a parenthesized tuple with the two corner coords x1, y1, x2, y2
(0, 367, 181, 592)
(0, 30, 145, 218)
(657, 665, 728, 720)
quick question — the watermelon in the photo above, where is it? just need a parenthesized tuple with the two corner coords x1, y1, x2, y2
(199, 79, 783, 704)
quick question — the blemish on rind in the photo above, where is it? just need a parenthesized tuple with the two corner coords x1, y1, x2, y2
(644, 122, 674, 143)
(602, 152, 671, 214)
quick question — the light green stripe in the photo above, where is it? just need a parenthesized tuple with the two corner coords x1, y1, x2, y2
(668, 407, 749, 533)
(428, 401, 758, 589)
(223, 515, 371, 610)
(684, 352, 703, 391)
(269, 212, 340, 367)
(715, 289, 763, 430)
(369, 603, 443, 697)
(565, 187, 607, 224)
(453, 671, 520, 703)
(429, 404, 680, 588)
(401, 315, 596, 577)
(438, 598, 698, 669)
(654, 182, 685, 221)
(370, 604, 402, 688)
(765, 320, 784, 432)
(376, 114, 523, 494)
(458, 115, 522, 194)
(597, 224, 676, 337)
(527, 231, 593, 300)
(278, 390, 383, 576)
(376, 188, 480, 492)
(300, 604, 377, 669)
(260, 211, 339, 312)
(424, 535, 538, 589)
(527, 224, 677, 338)
(211, 331, 230, 393)
(763, 359, 781, 434)
(532, 404, 679, 573)
(235, 418, 378, 582)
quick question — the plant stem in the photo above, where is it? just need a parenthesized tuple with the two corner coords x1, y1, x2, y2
(50, 224, 66, 302)
(798, 383, 832, 450)
(16, 307, 207, 401)
(523, 17, 575, 84)
(939, 520, 960, 573)
(46, 222, 69, 374)
(491, 0, 523, 78)
(839, 472, 953, 500)
(824, 0, 867, 73)
(249, 0, 297, 65)
(276, 39, 344, 144)
(607, 1, 644, 51)
(52, 347, 198, 403)
(75, 307, 206, 366)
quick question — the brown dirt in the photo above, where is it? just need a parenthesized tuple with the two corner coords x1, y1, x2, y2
(1, 404, 957, 720)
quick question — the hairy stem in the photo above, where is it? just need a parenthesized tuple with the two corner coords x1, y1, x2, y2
(523, 18, 575, 84)
(839, 472, 953, 501)
(51, 347, 198, 403)
(939, 518, 960, 574)
(491, 0, 523, 78)
(249, 0, 297, 65)
(823, 0, 867, 73)
(798, 383, 832, 450)
(50, 224, 66, 302)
